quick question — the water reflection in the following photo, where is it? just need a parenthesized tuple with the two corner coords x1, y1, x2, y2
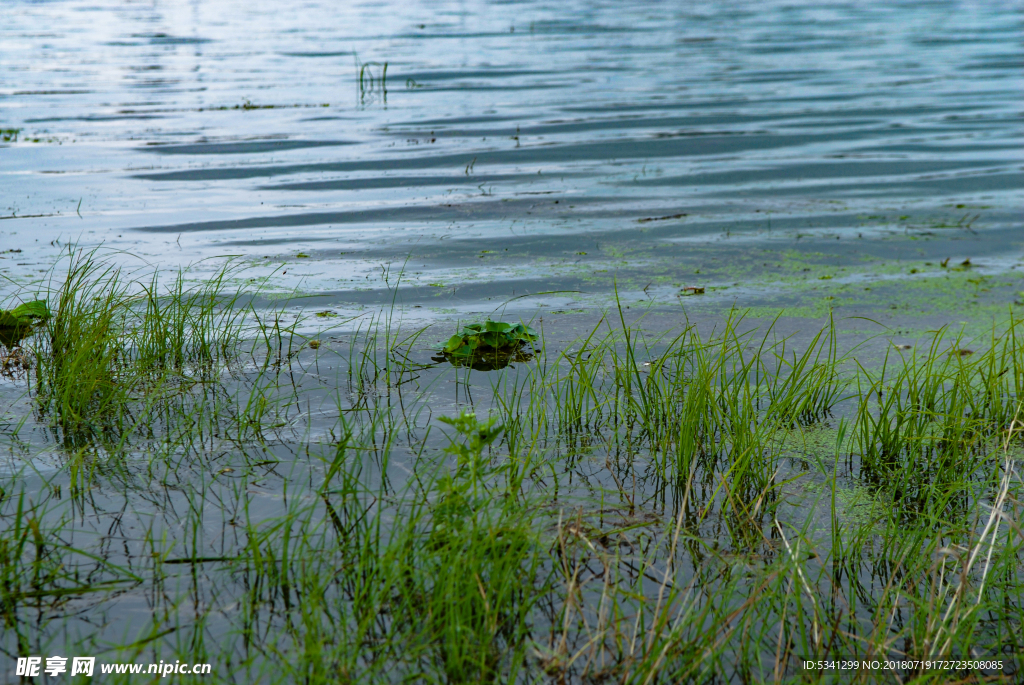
(432, 347, 535, 371)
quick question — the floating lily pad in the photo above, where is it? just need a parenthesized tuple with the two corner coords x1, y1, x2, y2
(0, 300, 50, 347)
(433, 320, 538, 370)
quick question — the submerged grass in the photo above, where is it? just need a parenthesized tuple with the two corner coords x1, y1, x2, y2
(0, 255, 1022, 682)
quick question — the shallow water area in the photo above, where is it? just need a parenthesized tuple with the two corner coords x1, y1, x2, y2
(2, 0, 1024, 682)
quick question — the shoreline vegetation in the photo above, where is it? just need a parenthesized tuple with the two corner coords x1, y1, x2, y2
(1, 249, 1022, 683)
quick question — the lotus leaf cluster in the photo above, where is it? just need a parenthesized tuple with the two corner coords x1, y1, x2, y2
(441, 321, 538, 359)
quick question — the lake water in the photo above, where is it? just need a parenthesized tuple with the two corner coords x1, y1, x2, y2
(2, 2, 1024, 679)
(2, 0, 1021, 329)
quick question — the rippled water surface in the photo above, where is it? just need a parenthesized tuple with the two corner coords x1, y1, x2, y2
(2, 0, 1021, 326)
(2, 3, 1024, 679)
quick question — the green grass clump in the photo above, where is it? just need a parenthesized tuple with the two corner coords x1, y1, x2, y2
(227, 411, 546, 683)
(26, 249, 249, 441)
(1, 247, 310, 452)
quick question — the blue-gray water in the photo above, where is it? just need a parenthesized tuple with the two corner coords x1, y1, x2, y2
(1, 3, 1023, 679)
(1, 0, 1021, 322)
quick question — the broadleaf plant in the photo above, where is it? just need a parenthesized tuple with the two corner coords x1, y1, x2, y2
(0, 300, 51, 347)
(441, 320, 538, 359)
(0, 300, 50, 329)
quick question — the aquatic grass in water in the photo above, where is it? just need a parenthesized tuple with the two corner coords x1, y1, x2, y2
(1, 263, 1023, 681)
(7, 248, 305, 451)
(853, 322, 1024, 521)
(27, 250, 248, 443)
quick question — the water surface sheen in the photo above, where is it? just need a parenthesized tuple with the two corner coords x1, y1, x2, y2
(1, 0, 1021, 321)
(1, 4, 1023, 677)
